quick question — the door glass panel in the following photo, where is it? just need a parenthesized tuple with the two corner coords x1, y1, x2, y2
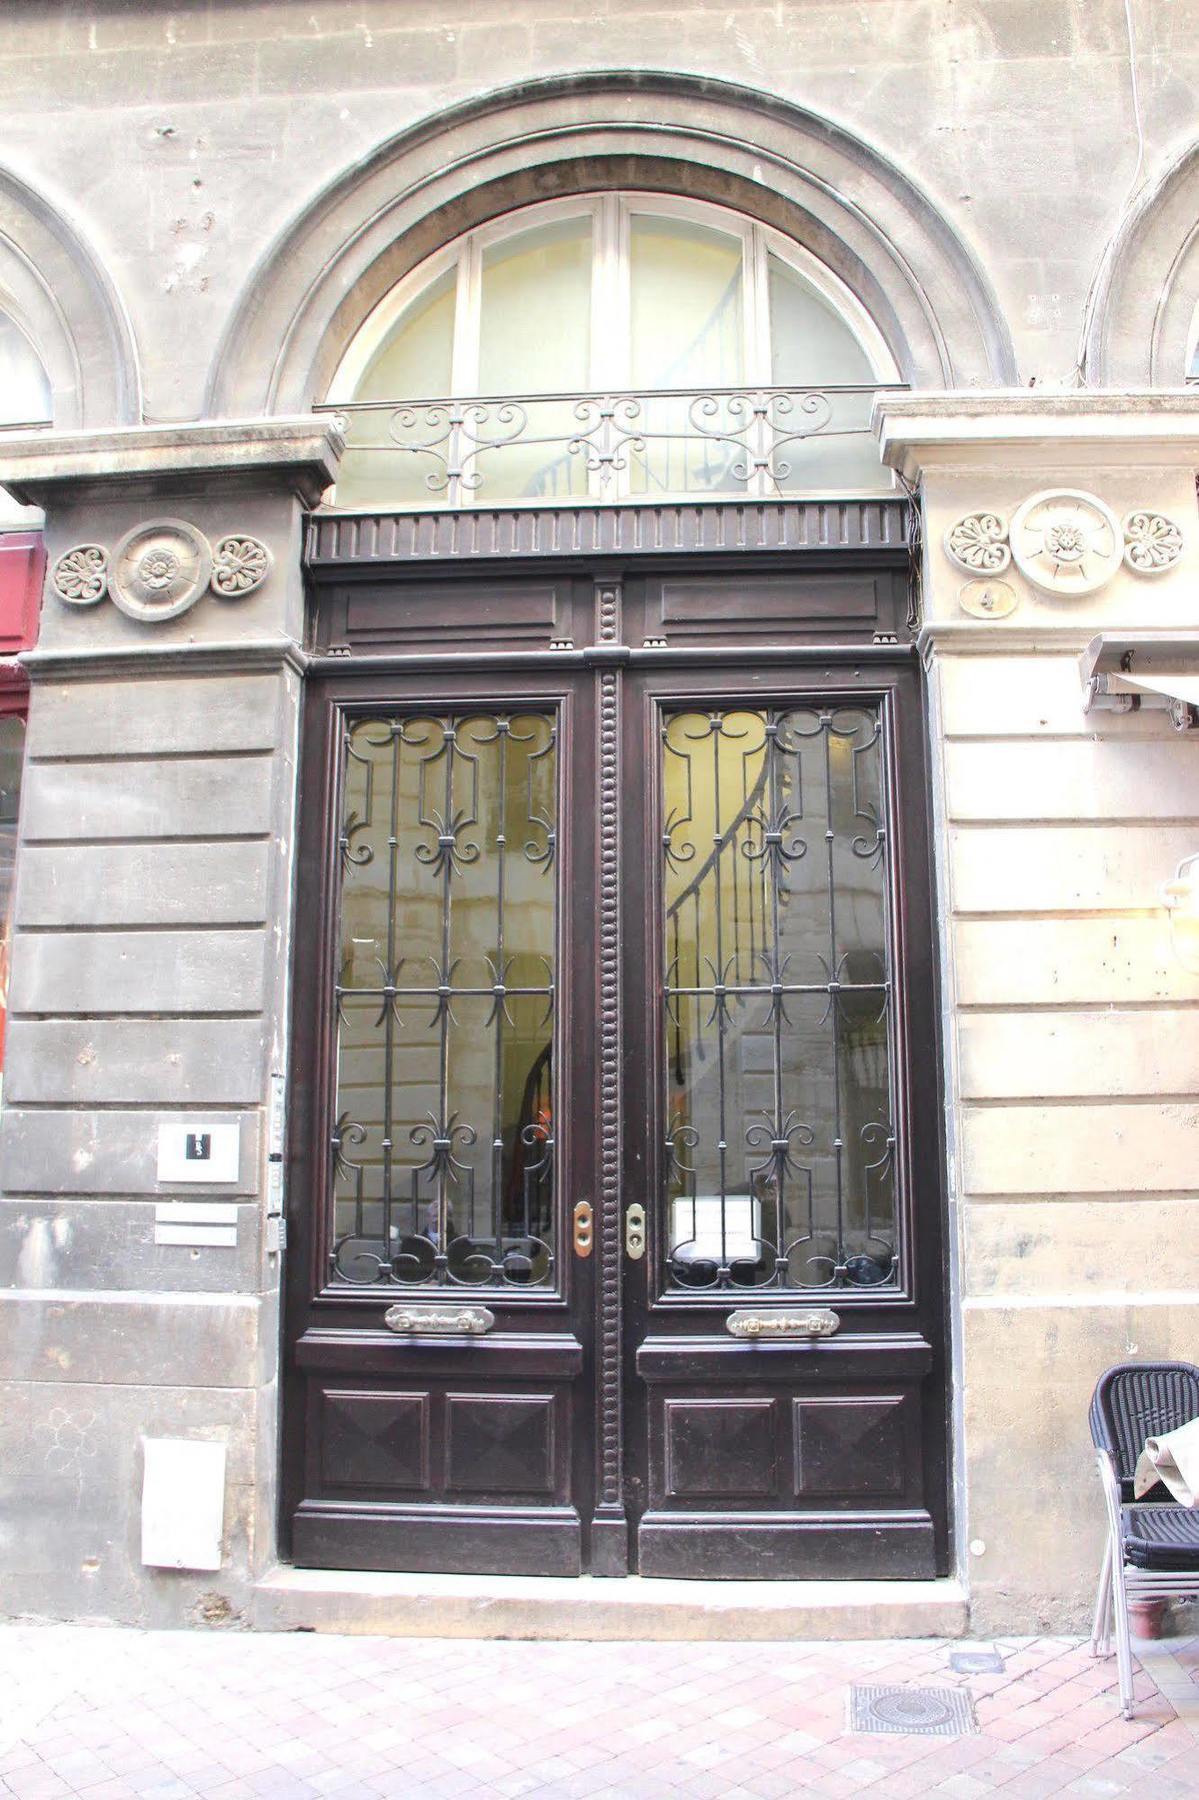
(661, 704, 897, 1293)
(332, 709, 557, 1288)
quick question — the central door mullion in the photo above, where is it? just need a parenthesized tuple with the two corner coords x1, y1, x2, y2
(590, 577, 630, 1575)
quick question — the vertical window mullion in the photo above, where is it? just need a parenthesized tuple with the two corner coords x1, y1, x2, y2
(746, 224, 772, 500)
(588, 193, 629, 500)
(451, 237, 482, 396)
(450, 238, 482, 507)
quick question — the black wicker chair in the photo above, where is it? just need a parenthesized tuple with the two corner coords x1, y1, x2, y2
(1089, 1360, 1199, 1717)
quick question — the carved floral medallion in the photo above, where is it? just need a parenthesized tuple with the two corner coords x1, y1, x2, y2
(211, 534, 273, 597)
(1008, 489, 1123, 596)
(109, 519, 213, 621)
(944, 511, 1011, 574)
(1123, 511, 1183, 575)
(50, 545, 109, 606)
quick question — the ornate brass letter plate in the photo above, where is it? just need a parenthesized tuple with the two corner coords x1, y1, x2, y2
(726, 1308, 840, 1340)
(383, 1305, 495, 1336)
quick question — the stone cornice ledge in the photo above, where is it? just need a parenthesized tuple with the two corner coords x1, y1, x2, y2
(21, 636, 309, 681)
(874, 390, 1199, 482)
(0, 417, 345, 507)
(917, 620, 1096, 663)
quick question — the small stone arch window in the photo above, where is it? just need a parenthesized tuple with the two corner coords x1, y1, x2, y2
(327, 194, 899, 507)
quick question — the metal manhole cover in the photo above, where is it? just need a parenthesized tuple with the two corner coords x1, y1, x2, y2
(849, 1684, 978, 1738)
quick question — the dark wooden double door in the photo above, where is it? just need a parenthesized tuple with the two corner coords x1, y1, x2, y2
(284, 566, 947, 1580)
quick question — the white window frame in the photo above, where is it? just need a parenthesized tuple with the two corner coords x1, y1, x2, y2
(329, 191, 898, 402)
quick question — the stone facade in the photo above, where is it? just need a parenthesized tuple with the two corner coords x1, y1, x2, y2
(0, 0, 1198, 1633)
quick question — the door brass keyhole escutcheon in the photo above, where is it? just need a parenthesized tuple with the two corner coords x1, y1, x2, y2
(625, 1203, 646, 1260)
(573, 1200, 593, 1257)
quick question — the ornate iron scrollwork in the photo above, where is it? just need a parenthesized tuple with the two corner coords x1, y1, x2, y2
(329, 710, 557, 1291)
(660, 705, 899, 1296)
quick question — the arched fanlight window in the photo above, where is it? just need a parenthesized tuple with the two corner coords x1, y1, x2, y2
(0, 308, 51, 527)
(0, 309, 51, 428)
(328, 195, 899, 507)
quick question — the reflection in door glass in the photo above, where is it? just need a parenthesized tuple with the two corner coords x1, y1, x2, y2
(661, 704, 898, 1292)
(331, 711, 557, 1288)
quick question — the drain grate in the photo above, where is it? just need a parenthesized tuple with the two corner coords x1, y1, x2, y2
(849, 1684, 978, 1738)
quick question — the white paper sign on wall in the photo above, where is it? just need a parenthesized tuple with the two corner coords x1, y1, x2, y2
(156, 1121, 240, 1183)
(141, 1438, 226, 1570)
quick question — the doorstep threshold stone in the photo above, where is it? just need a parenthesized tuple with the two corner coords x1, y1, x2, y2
(252, 1567, 968, 1640)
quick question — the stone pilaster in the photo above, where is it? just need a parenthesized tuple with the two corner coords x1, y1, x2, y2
(877, 394, 1199, 1631)
(0, 421, 341, 1625)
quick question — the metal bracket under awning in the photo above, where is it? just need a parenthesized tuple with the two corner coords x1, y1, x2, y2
(1081, 634, 1199, 730)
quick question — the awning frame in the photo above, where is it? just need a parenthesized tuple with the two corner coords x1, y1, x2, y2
(1080, 633, 1199, 731)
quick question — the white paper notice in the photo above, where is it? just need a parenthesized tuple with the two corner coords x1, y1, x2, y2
(141, 1438, 227, 1570)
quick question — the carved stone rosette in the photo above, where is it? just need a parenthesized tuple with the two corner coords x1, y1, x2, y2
(211, 534, 273, 596)
(49, 520, 275, 619)
(108, 518, 213, 621)
(945, 493, 1186, 597)
(944, 511, 1011, 574)
(50, 545, 109, 606)
(1009, 489, 1123, 596)
(1123, 510, 1183, 575)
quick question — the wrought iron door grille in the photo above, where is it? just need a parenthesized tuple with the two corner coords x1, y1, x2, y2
(329, 709, 558, 1288)
(661, 704, 899, 1292)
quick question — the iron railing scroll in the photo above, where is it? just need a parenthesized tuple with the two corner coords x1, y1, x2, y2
(316, 383, 906, 509)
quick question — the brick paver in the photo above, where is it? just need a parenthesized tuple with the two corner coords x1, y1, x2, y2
(0, 1625, 1195, 1797)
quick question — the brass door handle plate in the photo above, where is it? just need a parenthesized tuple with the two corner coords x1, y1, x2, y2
(384, 1305, 495, 1336)
(726, 1307, 840, 1340)
(625, 1203, 646, 1259)
(573, 1199, 594, 1257)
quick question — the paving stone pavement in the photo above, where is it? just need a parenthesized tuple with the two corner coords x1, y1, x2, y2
(0, 1625, 1197, 1799)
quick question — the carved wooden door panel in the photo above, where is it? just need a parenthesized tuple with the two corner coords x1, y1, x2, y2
(284, 665, 601, 1575)
(618, 658, 948, 1578)
(283, 564, 947, 1579)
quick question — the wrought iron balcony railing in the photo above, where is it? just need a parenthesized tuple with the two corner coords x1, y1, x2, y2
(316, 383, 907, 510)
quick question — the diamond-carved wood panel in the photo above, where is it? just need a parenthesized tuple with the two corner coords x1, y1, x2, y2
(663, 1398, 779, 1499)
(444, 1394, 557, 1496)
(320, 1389, 430, 1492)
(792, 1395, 907, 1498)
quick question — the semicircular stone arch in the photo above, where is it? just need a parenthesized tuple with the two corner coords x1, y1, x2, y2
(0, 162, 140, 428)
(208, 71, 1016, 417)
(1086, 137, 1199, 386)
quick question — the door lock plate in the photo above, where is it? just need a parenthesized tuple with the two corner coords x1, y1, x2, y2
(573, 1199, 594, 1257)
(625, 1203, 646, 1260)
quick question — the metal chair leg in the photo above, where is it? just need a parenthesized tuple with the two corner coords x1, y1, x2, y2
(1110, 1549, 1136, 1720)
(1090, 1536, 1113, 1658)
